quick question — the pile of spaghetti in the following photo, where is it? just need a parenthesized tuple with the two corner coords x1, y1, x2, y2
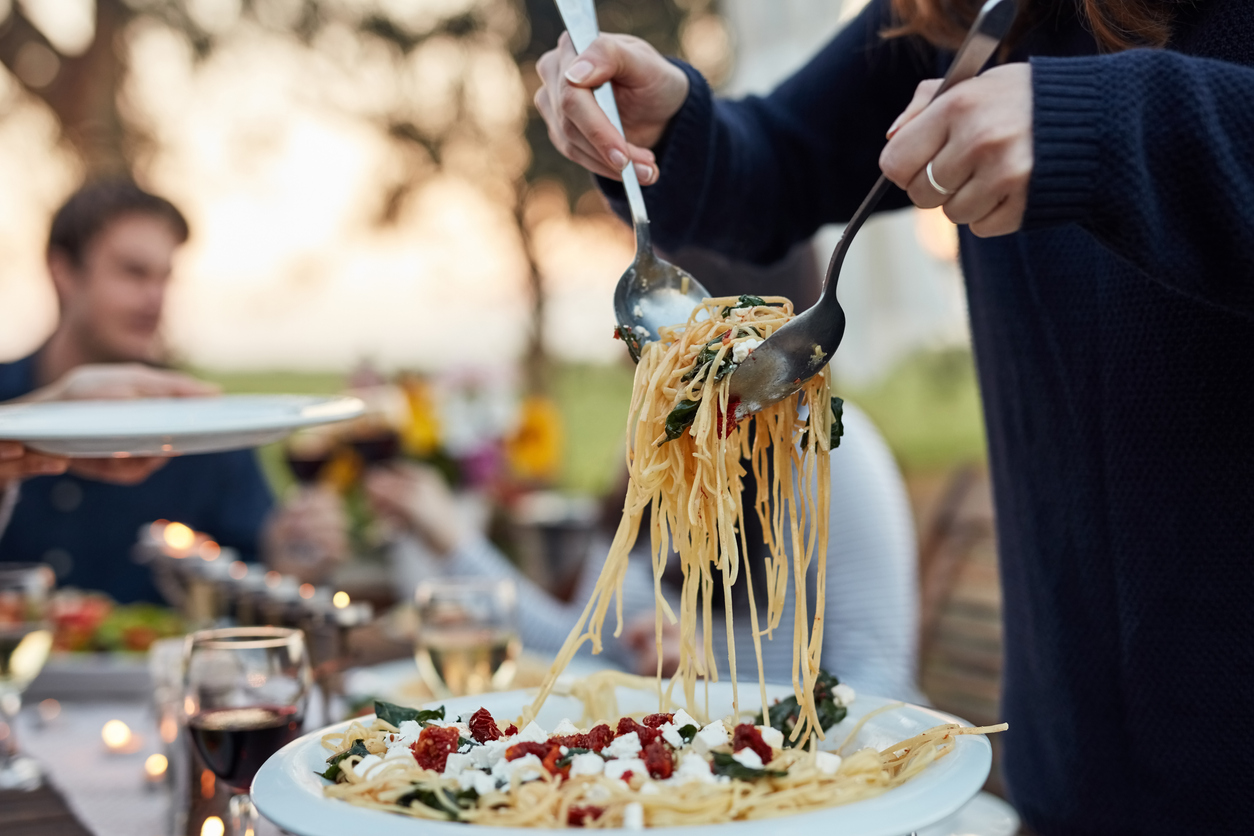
(318, 296, 1005, 827)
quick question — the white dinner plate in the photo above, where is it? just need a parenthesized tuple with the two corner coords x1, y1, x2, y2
(0, 395, 364, 457)
(253, 682, 993, 836)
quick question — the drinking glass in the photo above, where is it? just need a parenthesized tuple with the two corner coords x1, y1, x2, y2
(0, 563, 54, 790)
(414, 577, 520, 698)
(184, 627, 310, 836)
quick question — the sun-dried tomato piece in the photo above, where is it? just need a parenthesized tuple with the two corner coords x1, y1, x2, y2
(468, 707, 502, 743)
(642, 713, 674, 729)
(616, 717, 661, 746)
(411, 726, 461, 772)
(582, 724, 615, 752)
(541, 746, 569, 779)
(504, 723, 518, 736)
(732, 723, 773, 764)
(568, 805, 604, 827)
(505, 741, 550, 761)
(642, 739, 674, 779)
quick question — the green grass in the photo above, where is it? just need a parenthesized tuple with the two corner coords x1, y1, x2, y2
(839, 347, 987, 473)
(196, 349, 984, 496)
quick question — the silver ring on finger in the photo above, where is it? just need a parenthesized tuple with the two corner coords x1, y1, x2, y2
(926, 161, 952, 196)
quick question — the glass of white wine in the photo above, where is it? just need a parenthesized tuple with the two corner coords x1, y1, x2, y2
(414, 578, 520, 698)
(0, 563, 55, 790)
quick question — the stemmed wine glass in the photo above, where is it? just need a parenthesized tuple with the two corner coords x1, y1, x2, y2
(184, 627, 311, 836)
(0, 563, 54, 790)
(414, 577, 520, 698)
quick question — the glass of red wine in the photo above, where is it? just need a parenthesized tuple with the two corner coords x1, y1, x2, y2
(184, 626, 311, 835)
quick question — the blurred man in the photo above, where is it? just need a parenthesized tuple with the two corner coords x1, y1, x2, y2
(0, 180, 345, 602)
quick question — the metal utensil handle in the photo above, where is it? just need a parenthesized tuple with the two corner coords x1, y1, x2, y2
(554, 0, 649, 225)
(820, 0, 1018, 301)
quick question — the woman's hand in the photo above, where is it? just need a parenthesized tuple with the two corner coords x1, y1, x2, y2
(363, 463, 468, 556)
(534, 32, 690, 185)
(879, 63, 1033, 238)
(265, 486, 349, 584)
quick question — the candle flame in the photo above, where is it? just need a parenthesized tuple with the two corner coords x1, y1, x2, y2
(201, 816, 225, 836)
(145, 752, 168, 777)
(102, 719, 132, 749)
(333, 591, 350, 608)
(164, 522, 195, 551)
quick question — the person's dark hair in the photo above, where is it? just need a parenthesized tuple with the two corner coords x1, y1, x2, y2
(47, 179, 189, 266)
(888, 0, 1177, 53)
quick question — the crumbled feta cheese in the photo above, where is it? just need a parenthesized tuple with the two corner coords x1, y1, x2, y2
(671, 709, 700, 731)
(392, 720, 424, 748)
(442, 752, 473, 777)
(585, 784, 611, 803)
(832, 683, 856, 707)
(633, 304, 644, 319)
(604, 731, 641, 760)
(493, 753, 544, 782)
(623, 802, 644, 830)
(758, 725, 784, 751)
(569, 752, 605, 777)
(659, 722, 684, 749)
(691, 721, 729, 755)
(450, 721, 472, 738)
(604, 757, 646, 783)
(732, 338, 763, 363)
(351, 754, 383, 777)
(471, 737, 512, 768)
(815, 751, 843, 775)
(552, 718, 580, 736)
(638, 781, 660, 796)
(633, 325, 649, 338)
(383, 745, 414, 761)
(671, 752, 715, 784)
(459, 769, 499, 796)
(732, 748, 764, 770)
(515, 722, 549, 743)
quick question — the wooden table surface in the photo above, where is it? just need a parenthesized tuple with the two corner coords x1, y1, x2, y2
(0, 785, 93, 836)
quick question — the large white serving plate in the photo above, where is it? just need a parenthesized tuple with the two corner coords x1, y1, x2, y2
(0, 395, 364, 456)
(254, 682, 992, 836)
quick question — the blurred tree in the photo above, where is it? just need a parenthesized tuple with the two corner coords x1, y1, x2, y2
(0, 0, 728, 386)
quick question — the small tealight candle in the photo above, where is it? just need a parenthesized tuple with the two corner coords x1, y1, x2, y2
(144, 753, 168, 784)
(101, 719, 141, 754)
(201, 816, 225, 836)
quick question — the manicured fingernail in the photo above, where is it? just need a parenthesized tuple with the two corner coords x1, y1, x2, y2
(608, 149, 629, 169)
(565, 60, 594, 84)
(634, 162, 654, 183)
(886, 115, 904, 139)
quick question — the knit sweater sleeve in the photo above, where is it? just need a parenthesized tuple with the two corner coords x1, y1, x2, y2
(1024, 50, 1254, 316)
(600, 0, 933, 266)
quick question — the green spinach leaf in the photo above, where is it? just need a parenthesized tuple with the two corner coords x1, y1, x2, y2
(396, 785, 479, 820)
(662, 398, 701, 443)
(710, 751, 787, 781)
(375, 700, 445, 728)
(720, 295, 784, 316)
(318, 738, 370, 781)
(754, 669, 847, 748)
(677, 724, 699, 744)
(829, 397, 844, 450)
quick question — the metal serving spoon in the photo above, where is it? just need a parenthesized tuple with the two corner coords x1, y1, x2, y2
(726, 0, 1019, 421)
(554, 0, 710, 363)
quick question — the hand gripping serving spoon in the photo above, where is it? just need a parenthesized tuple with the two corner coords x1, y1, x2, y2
(725, 0, 1019, 422)
(554, 0, 710, 363)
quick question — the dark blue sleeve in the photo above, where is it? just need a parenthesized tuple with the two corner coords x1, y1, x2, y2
(1025, 50, 1254, 317)
(204, 449, 274, 564)
(601, 0, 935, 266)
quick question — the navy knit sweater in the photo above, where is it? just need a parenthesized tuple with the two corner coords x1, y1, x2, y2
(601, 1, 1254, 833)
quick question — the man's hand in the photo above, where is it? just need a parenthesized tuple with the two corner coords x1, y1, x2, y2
(23, 363, 219, 403)
(880, 64, 1034, 238)
(534, 32, 690, 185)
(0, 441, 68, 487)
